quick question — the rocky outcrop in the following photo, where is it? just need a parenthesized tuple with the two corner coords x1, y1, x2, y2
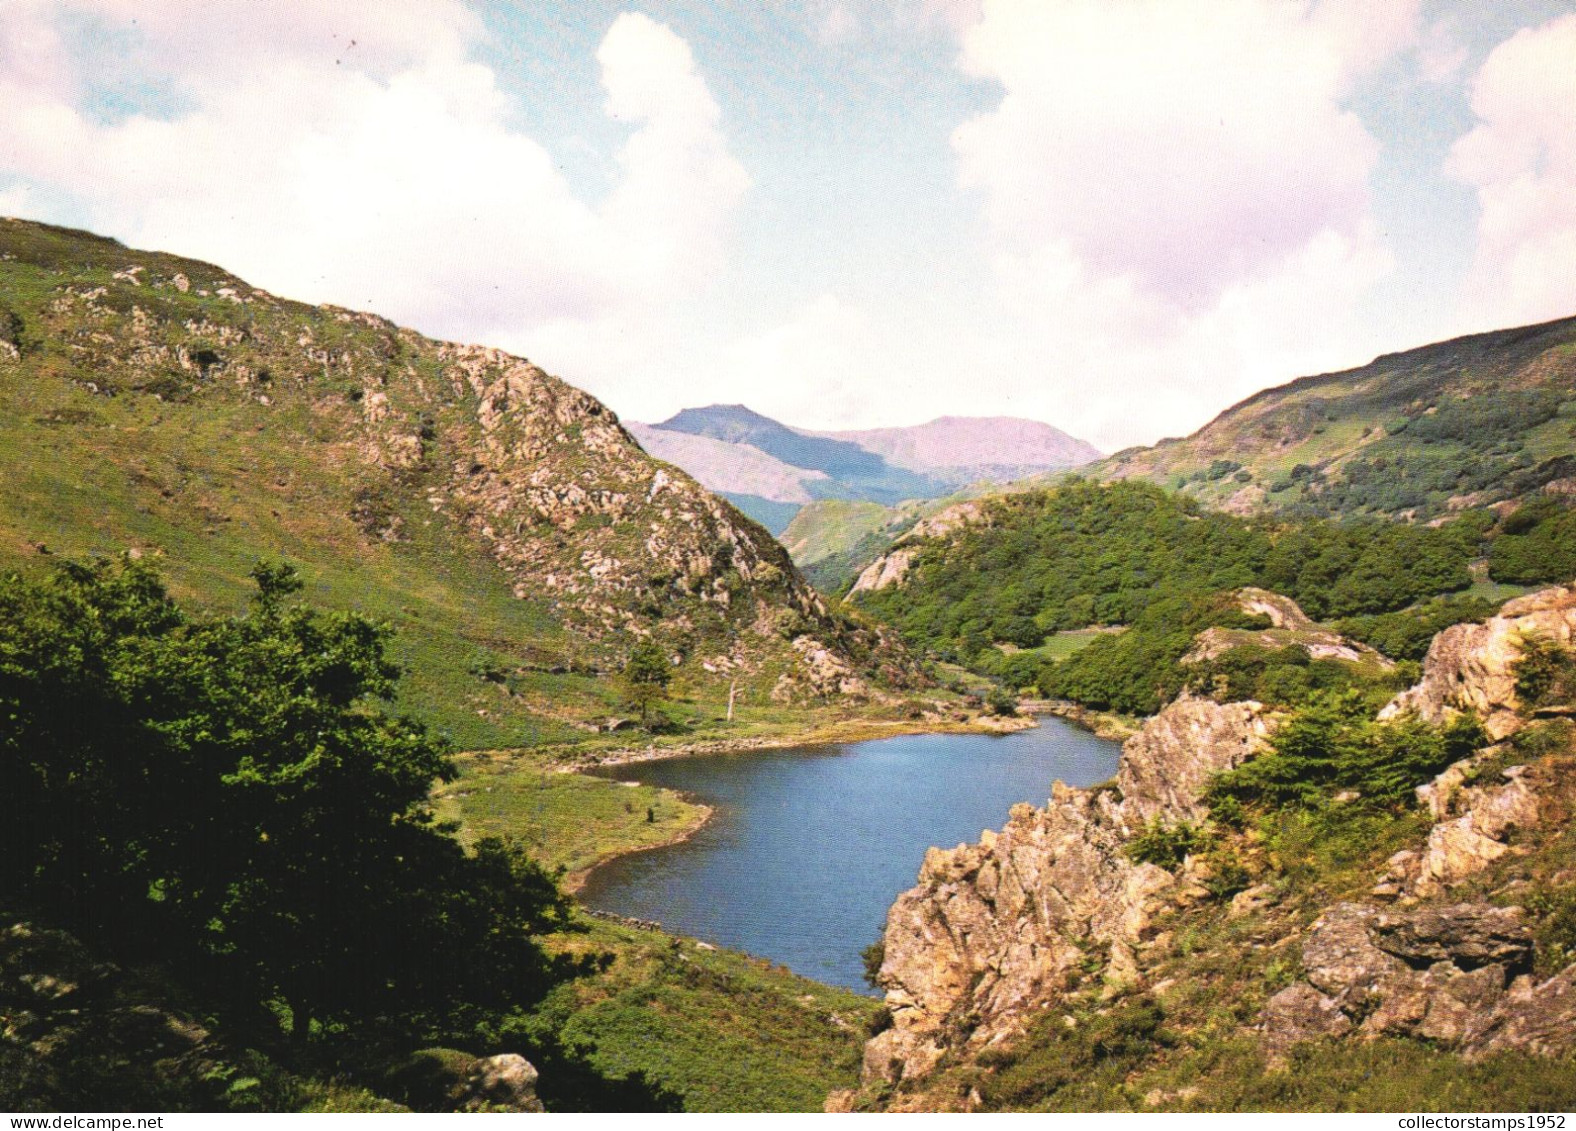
(1381, 584, 1576, 740)
(850, 501, 990, 593)
(1373, 758, 1543, 898)
(1262, 901, 1576, 1061)
(863, 693, 1273, 1081)
(1183, 588, 1390, 667)
(1115, 694, 1276, 824)
(0, 218, 915, 700)
(457, 1053, 545, 1113)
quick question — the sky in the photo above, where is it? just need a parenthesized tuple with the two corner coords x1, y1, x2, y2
(1, 1, 1574, 451)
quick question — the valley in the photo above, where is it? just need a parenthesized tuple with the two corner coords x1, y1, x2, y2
(4, 216, 1576, 1114)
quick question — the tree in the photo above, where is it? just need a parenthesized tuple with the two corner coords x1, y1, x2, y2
(622, 639, 672, 726)
(0, 556, 572, 1042)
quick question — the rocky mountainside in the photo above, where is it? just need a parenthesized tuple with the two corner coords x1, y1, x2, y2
(847, 586, 1576, 1111)
(0, 218, 912, 747)
(1093, 314, 1576, 520)
(813, 314, 1576, 593)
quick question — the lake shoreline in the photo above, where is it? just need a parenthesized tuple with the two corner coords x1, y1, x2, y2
(558, 707, 1132, 902)
(563, 795, 716, 896)
(551, 712, 1037, 772)
(1020, 699, 1141, 741)
(560, 714, 1040, 900)
(570, 714, 1124, 991)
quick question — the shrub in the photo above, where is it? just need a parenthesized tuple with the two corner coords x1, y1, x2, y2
(977, 999, 1171, 1110)
(1513, 633, 1576, 709)
(1127, 820, 1209, 870)
(1208, 690, 1485, 812)
(985, 685, 1019, 716)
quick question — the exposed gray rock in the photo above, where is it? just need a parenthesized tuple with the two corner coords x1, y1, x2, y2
(850, 501, 991, 594)
(1381, 584, 1576, 740)
(1263, 902, 1553, 1058)
(1471, 965, 1576, 1060)
(864, 693, 1274, 1082)
(1261, 983, 1352, 1055)
(459, 1053, 545, 1113)
(1369, 904, 1532, 969)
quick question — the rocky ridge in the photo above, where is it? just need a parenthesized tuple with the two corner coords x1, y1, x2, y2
(0, 217, 912, 702)
(1089, 313, 1576, 520)
(849, 500, 991, 594)
(857, 586, 1576, 1104)
(863, 692, 1274, 1081)
(1183, 587, 1393, 668)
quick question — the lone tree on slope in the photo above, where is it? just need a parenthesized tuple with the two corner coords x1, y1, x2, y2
(622, 639, 672, 727)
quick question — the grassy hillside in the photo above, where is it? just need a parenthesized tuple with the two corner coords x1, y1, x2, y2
(532, 916, 882, 1112)
(0, 218, 913, 753)
(1093, 314, 1576, 519)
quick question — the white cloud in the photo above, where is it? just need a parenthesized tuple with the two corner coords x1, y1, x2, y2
(1447, 14, 1576, 329)
(930, 0, 1417, 447)
(953, 0, 1398, 305)
(0, 2, 746, 354)
(1415, 15, 1469, 85)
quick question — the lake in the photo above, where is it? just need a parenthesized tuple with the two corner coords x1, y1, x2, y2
(580, 719, 1122, 992)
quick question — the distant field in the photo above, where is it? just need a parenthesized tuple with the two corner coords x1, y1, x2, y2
(1002, 627, 1127, 666)
(1464, 578, 1541, 605)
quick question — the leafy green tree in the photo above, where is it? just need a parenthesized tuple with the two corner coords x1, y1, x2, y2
(622, 639, 672, 726)
(0, 557, 573, 1043)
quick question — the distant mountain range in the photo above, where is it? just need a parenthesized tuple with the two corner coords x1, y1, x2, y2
(630, 404, 1101, 533)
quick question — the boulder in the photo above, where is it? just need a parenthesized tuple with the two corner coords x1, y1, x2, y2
(458, 1053, 545, 1113)
(1261, 983, 1352, 1055)
(1369, 904, 1532, 969)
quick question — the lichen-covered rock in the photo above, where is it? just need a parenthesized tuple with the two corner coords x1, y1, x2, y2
(1261, 983, 1352, 1055)
(458, 1053, 545, 1113)
(1381, 584, 1576, 740)
(1471, 965, 1576, 1059)
(863, 693, 1274, 1081)
(1301, 904, 1405, 1008)
(1263, 902, 1540, 1056)
(1369, 904, 1532, 968)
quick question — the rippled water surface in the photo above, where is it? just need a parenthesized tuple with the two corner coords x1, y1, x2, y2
(580, 719, 1121, 991)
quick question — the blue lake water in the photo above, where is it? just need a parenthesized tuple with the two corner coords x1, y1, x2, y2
(580, 719, 1121, 992)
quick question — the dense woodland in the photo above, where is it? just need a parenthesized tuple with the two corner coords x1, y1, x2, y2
(855, 480, 1576, 716)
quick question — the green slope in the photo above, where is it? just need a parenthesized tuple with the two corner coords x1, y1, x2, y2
(1091, 314, 1576, 519)
(0, 217, 908, 752)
